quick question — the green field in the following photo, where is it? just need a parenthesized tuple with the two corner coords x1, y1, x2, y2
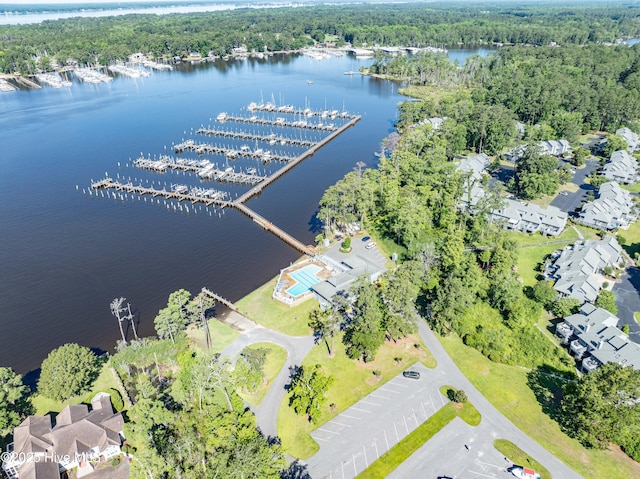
(494, 439, 551, 479)
(187, 318, 240, 352)
(235, 274, 316, 336)
(440, 334, 640, 479)
(278, 332, 436, 458)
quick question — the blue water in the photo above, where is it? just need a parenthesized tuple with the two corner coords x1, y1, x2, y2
(0, 54, 403, 373)
(287, 264, 322, 297)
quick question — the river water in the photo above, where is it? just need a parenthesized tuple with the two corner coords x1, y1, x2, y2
(0, 47, 494, 374)
(0, 53, 405, 373)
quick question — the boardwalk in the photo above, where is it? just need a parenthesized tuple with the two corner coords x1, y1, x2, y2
(195, 127, 319, 147)
(217, 113, 338, 131)
(201, 288, 238, 312)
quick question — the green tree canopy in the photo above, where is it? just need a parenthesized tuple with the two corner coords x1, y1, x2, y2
(37, 343, 100, 401)
(0, 367, 30, 435)
(288, 364, 334, 424)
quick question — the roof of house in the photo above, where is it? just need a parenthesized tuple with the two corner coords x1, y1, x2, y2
(602, 150, 639, 183)
(312, 254, 385, 302)
(615, 127, 639, 151)
(5, 393, 124, 479)
(491, 199, 568, 230)
(579, 181, 637, 230)
(456, 154, 490, 210)
(551, 236, 622, 302)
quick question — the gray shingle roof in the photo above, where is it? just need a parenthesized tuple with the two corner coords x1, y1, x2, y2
(602, 150, 639, 184)
(578, 181, 638, 231)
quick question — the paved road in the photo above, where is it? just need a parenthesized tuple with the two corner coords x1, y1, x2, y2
(550, 159, 599, 214)
(413, 322, 583, 479)
(614, 266, 640, 339)
(221, 325, 315, 438)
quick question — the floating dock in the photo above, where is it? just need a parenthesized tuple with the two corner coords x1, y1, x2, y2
(195, 127, 318, 147)
(173, 139, 294, 163)
(247, 102, 357, 120)
(134, 155, 266, 185)
(217, 113, 338, 131)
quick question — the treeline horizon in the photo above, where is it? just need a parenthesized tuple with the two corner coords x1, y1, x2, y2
(1, 1, 640, 73)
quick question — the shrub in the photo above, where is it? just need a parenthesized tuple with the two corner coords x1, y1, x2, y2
(342, 237, 351, 249)
(38, 344, 100, 401)
(453, 389, 468, 403)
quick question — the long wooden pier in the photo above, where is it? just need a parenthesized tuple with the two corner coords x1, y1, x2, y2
(234, 203, 317, 256)
(201, 288, 238, 311)
(89, 109, 360, 257)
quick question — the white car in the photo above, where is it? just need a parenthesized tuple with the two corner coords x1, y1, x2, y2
(365, 242, 376, 250)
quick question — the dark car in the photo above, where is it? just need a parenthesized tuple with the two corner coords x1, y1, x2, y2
(403, 370, 420, 379)
(362, 235, 371, 242)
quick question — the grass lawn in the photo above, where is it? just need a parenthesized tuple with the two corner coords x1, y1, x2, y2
(235, 274, 315, 336)
(618, 218, 640, 259)
(621, 182, 640, 194)
(494, 439, 551, 479)
(635, 312, 640, 323)
(508, 226, 578, 248)
(535, 310, 564, 347)
(238, 342, 287, 407)
(357, 396, 480, 479)
(32, 362, 122, 416)
(187, 318, 240, 352)
(439, 334, 640, 479)
(278, 332, 436, 459)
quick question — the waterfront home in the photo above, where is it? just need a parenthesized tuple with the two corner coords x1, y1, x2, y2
(2, 393, 124, 479)
(602, 150, 639, 184)
(546, 236, 622, 303)
(577, 181, 639, 231)
(615, 127, 639, 152)
(490, 199, 568, 236)
(555, 303, 640, 373)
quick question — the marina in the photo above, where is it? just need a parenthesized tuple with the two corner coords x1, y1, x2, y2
(90, 105, 361, 257)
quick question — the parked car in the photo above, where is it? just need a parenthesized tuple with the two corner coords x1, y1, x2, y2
(365, 242, 376, 250)
(403, 370, 420, 379)
(361, 235, 371, 242)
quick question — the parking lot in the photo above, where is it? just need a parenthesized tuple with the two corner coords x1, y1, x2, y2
(305, 363, 444, 479)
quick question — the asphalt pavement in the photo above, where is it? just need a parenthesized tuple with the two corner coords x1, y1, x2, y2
(614, 266, 640, 339)
(550, 159, 599, 214)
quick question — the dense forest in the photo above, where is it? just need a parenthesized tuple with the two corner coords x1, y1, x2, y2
(1, 2, 640, 72)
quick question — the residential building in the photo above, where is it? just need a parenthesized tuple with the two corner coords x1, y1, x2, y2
(602, 150, 639, 184)
(490, 199, 568, 236)
(2, 393, 125, 479)
(546, 236, 622, 303)
(577, 181, 639, 231)
(615, 127, 639, 152)
(457, 153, 490, 211)
(555, 303, 640, 373)
(505, 139, 571, 162)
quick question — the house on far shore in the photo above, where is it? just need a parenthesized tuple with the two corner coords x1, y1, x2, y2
(577, 181, 639, 231)
(555, 303, 640, 373)
(615, 127, 639, 152)
(602, 150, 639, 184)
(490, 199, 568, 236)
(545, 236, 623, 303)
(2, 393, 125, 479)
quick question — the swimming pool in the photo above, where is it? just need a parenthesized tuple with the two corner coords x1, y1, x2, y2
(287, 264, 323, 297)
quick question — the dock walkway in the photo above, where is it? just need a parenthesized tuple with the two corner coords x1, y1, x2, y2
(218, 113, 338, 132)
(196, 127, 318, 147)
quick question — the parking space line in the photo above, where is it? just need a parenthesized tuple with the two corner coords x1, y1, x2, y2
(369, 393, 391, 400)
(421, 400, 428, 418)
(360, 399, 380, 406)
(331, 421, 352, 428)
(373, 438, 379, 459)
(387, 380, 409, 388)
(351, 406, 372, 413)
(378, 387, 400, 394)
(394, 423, 400, 442)
(383, 429, 390, 450)
(411, 407, 419, 426)
(340, 413, 362, 420)
(403, 416, 410, 434)
(317, 427, 341, 435)
(314, 436, 330, 442)
(363, 445, 368, 468)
